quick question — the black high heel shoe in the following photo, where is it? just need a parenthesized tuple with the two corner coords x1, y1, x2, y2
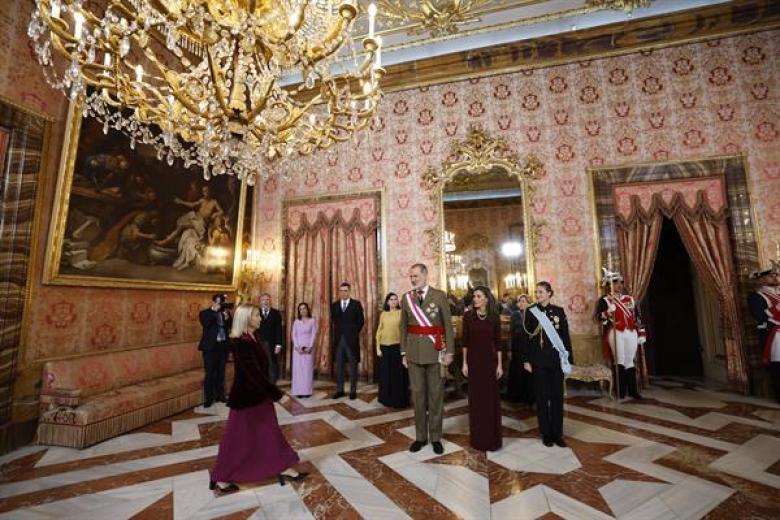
(209, 480, 239, 494)
(277, 472, 309, 486)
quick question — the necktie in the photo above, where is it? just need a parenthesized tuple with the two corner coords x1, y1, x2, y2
(417, 289, 424, 305)
(263, 309, 268, 319)
(342, 301, 347, 312)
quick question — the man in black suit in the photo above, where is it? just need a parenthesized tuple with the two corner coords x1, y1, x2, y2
(199, 294, 231, 407)
(256, 292, 284, 384)
(331, 282, 365, 399)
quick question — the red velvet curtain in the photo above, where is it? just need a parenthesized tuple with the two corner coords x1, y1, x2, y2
(616, 189, 749, 392)
(284, 203, 379, 379)
(672, 211, 748, 392)
(617, 214, 662, 386)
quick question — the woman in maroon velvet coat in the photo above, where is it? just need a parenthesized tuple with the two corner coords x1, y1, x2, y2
(210, 304, 308, 494)
(461, 286, 503, 451)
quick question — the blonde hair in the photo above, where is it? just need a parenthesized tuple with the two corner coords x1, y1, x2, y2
(230, 303, 258, 338)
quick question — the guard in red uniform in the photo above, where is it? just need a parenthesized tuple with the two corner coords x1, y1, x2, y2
(748, 261, 780, 403)
(595, 268, 646, 399)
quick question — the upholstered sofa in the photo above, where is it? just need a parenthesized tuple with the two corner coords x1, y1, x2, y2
(37, 342, 232, 449)
(566, 334, 613, 398)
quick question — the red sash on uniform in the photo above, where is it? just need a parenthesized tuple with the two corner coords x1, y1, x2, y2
(405, 291, 446, 351)
(407, 325, 446, 351)
(757, 288, 780, 365)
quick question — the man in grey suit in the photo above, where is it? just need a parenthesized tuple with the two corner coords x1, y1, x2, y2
(400, 263, 455, 454)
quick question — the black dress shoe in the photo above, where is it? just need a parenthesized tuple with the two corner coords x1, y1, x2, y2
(432, 441, 444, 455)
(349, 392, 357, 400)
(216, 397, 227, 403)
(211, 482, 239, 494)
(554, 437, 567, 448)
(203, 401, 213, 408)
(278, 472, 310, 486)
(542, 438, 554, 447)
(409, 440, 427, 452)
(331, 391, 345, 399)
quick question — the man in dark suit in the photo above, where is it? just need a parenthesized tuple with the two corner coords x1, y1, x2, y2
(256, 292, 284, 384)
(331, 282, 365, 399)
(199, 294, 231, 407)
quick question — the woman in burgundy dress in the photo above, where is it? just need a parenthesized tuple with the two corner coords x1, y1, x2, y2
(461, 286, 503, 451)
(210, 304, 308, 494)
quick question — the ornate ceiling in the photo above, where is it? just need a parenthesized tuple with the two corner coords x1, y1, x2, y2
(282, 0, 732, 84)
(359, 0, 726, 63)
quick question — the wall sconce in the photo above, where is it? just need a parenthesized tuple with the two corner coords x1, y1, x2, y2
(238, 248, 264, 303)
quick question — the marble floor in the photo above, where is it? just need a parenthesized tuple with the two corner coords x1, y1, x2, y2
(1, 378, 779, 519)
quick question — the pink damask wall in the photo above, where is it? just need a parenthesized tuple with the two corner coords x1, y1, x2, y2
(1, 1, 208, 423)
(255, 29, 780, 337)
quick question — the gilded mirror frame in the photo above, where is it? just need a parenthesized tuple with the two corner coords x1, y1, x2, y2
(423, 126, 543, 295)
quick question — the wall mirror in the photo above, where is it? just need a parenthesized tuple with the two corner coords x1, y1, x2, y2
(424, 127, 542, 313)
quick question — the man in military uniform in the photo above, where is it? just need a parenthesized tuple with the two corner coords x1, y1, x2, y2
(748, 261, 780, 402)
(400, 263, 455, 454)
(595, 268, 646, 400)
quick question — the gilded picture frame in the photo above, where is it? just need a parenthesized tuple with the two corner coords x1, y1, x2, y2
(44, 95, 247, 291)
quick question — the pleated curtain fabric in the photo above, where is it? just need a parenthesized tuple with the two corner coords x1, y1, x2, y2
(284, 198, 379, 378)
(617, 186, 749, 393)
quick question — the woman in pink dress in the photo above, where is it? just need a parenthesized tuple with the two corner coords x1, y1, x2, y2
(291, 302, 317, 397)
(210, 304, 308, 494)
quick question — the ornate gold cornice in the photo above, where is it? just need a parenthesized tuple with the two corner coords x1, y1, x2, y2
(586, 0, 651, 11)
(423, 126, 542, 191)
(375, 0, 496, 36)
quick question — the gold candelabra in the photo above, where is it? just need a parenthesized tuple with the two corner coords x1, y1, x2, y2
(28, 0, 384, 182)
(238, 248, 267, 303)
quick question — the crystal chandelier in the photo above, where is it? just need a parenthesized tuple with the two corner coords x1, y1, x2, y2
(28, 0, 384, 182)
(443, 230, 456, 253)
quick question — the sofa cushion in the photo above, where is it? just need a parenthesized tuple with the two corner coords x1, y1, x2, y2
(40, 369, 204, 426)
(567, 364, 612, 381)
(42, 342, 204, 398)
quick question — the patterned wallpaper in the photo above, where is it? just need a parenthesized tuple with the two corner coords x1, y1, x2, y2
(255, 29, 780, 336)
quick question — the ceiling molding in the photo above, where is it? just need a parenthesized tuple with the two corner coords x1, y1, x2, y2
(375, 0, 780, 93)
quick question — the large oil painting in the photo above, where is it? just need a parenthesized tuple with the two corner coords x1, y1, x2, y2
(45, 97, 247, 290)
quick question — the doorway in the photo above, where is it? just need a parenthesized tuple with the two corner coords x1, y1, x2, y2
(644, 218, 704, 377)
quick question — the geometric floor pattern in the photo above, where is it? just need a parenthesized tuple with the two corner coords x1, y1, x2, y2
(1, 378, 779, 519)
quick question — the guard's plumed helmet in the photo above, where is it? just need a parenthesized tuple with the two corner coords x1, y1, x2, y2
(601, 267, 623, 287)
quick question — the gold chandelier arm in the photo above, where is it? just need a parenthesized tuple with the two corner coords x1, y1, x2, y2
(301, 17, 352, 65)
(205, 47, 235, 122)
(244, 78, 277, 124)
(261, 2, 307, 46)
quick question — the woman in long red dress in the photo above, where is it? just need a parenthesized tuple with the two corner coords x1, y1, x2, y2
(210, 304, 308, 494)
(462, 286, 503, 451)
